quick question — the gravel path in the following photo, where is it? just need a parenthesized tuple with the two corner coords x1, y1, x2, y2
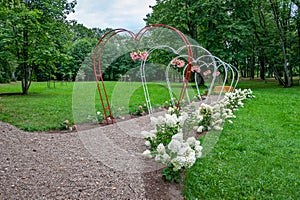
(0, 112, 184, 200)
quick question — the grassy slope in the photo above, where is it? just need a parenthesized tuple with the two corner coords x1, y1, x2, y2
(184, 80, 300, 199)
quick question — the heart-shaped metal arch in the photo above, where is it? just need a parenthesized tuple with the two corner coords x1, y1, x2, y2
(93, 24, 194, 124)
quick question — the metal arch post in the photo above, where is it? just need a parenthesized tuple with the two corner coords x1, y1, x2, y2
(93, 28, 136, 124)
(229, 64, 240, 90)
(142, 45, 179, 113)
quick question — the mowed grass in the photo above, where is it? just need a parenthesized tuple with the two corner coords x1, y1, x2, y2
(184, 79, 300, 199)
(0, 81, 180, 131)
(0, 82, 76, 131)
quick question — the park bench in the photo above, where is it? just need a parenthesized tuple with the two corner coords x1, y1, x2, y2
(213, 86, 234, 94)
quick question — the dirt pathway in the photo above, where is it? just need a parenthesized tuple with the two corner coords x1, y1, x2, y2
(0, 112, 184, 200)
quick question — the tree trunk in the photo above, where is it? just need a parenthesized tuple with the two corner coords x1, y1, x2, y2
(270, 0, 292, 87)
(249, 56, 255, 79)
(296, 1, 300, 85)
(22, 28, 30, 95)
(259, 55, 265, 80)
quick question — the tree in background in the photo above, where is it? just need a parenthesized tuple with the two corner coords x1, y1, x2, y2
(145, 0, 299, 87)
(0, 0, 76, 93)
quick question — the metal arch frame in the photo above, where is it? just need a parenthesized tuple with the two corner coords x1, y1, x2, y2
(93, 24, 194, 124)
(140, 45, 179, 114)
(165, 45, 241, 106)
(178, 45, 219, 103)
(229, 64, 240, 90)
(190, 54, 219, 103)
(93, 28, 136, 124)
(165, 54, 191, 106)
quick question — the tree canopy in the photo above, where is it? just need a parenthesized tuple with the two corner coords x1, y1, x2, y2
(145, 0, 300, 87)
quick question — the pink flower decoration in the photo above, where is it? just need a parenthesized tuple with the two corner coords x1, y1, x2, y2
(130, 52, 138, 61)
(191, 65, 201, 73)
(140, 51, 149, 61)
(203, 70, 212, 76)
(171, 58, 185, 68)
(130, 50, 149, 61)
(212, 71, 220, 77)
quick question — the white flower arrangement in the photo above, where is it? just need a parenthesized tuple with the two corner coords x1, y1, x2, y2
(193, 88, 255, 133)
(141, 88, 254, 182)
(142, 108, 203, 182)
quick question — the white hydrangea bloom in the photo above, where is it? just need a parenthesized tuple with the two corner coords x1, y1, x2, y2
(222, 113, 228, 118)
(141, 130, 155, 139)
(178, 146, 190, 156)
(168, 107, 177, 114)
(150, 116, 165, 126)
(195, 145, 203, 158)
(181, 142, 190, 148)
(196, 114, 203, 121)
(142, 150, 152, 158)
(178, 112, 188, 126)
(184, 150, 196, 168)
(167, 139, 181, 153)
(214, 119, 223, 126)
(165, 114, 178, 127)
(161, 153, 171, 164)
(213, 125, 223, 131)
(187, 137, 197, 147)
(145, 140, 151, 147)
(197, 126, 204, 133)
(157, 143, 166, 155)
(212, 112, 221, 119)
(172, 132, 183, 142)
(171, 156, 186, 171)
(155, 154, 162, 162)
(178, 145, 194, 156)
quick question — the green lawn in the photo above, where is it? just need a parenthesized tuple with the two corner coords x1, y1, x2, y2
(0, 81, 192, 131)
(184, 79, 300, 199)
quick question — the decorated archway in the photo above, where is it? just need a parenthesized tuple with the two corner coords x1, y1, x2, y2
(93, 24, 194, 124)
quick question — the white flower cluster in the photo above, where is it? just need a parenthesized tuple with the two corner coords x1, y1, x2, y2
(192, 102, 234, 132)
(154, 132, 203, 171)
(193, 88, 254, 132)
(142, 110, 203, 172)
(222, 88, 255, 110)
(142, 88, 254, 172)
